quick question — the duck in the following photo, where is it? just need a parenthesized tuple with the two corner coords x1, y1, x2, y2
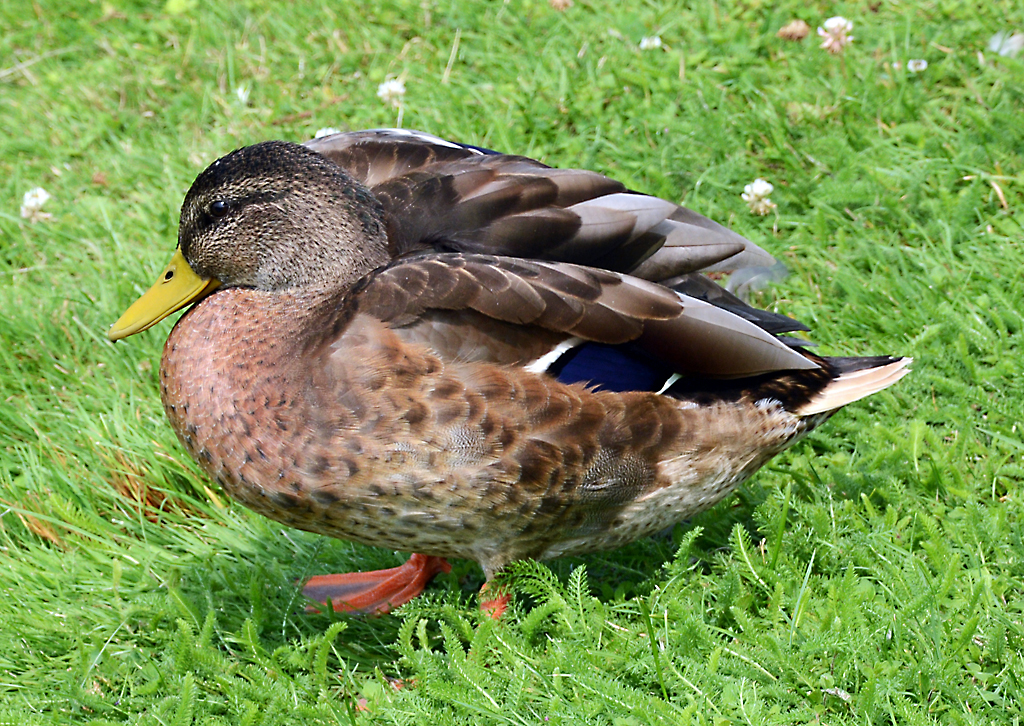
(109, 129, 910, 616)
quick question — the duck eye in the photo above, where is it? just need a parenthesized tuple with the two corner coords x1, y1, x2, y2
(209, 200, 230, 218)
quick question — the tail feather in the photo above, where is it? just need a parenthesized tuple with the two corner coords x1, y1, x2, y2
(796, 357, 912, 416)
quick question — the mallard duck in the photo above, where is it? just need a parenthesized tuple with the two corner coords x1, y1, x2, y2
(109, 129, 910, 615)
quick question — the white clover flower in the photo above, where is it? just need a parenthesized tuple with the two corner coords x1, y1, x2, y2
(21, 187, 52, 223)
(377, 78, 406, 108)
(639, 36, 662, 51)
(314, 127, 341, 139)
(235, 85, 250, 105)
(818, 16, 853, 54)
(988, 31, 1024, 58)
(907, 59, 928, 73)
(741, 178, 777, 216)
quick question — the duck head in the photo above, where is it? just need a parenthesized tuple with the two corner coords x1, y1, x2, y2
(108, 141, 388, 341)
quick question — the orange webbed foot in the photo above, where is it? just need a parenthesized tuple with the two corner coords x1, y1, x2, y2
(303, 553, 451, 614)
(479, 582, 510, 619)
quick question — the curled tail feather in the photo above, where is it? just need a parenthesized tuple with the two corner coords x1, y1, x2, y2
(796, 357, 912, 416)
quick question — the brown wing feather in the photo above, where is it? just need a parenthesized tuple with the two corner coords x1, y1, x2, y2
(353, 254, 816, 376)
(305, 129, 490, 185)
(306, 129, 773, 277)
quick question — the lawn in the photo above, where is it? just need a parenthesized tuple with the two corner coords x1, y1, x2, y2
(2, 0, 1023, 723)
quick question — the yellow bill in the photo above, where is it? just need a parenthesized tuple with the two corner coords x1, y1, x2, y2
(108, 249, 220, 341)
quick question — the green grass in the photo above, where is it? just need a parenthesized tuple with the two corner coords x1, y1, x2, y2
(2, 0, 1023, 723)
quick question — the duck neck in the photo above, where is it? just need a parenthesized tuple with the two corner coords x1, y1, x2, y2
(251, 212, 389, 295)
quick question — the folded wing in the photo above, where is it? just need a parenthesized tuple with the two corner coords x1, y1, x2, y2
(353, 254, 817, 381)
(306, 129, 772, 281)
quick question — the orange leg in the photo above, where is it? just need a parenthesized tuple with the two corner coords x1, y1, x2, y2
(303, 553, 451, 614)
(479, 582, 510, 619)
